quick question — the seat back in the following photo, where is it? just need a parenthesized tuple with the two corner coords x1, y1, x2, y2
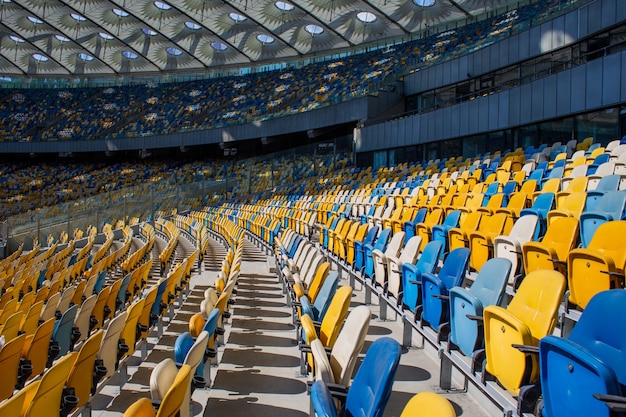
(23, 352, 77, 417)
(74, 293, 97, 344)
(579, 191, 626, 247)
(539, 290, 626, 417)
(470, 258, 511, 309)
(52, 303, 78, 357)
(307, 271, 340, 322)
(24, 317, 56, 379)
(399, 392, 456, 417)
(400, 241, 442, 313)
(120, 298, 145, 357)
(319, 286, 353, 348)
(437, 247, 471, 291)
(98, 311, 127, 378)
(345, 337, 402, 417)
(66, 330, 105, 409)
(0, 333, 26, 401)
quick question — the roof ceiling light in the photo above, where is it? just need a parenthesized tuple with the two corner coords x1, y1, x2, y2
(78, 52, 94, 61)
(9, 35, 25, 43)
(112, 8, 129, 17)
(356, 11, 376, 23)
(185, 21, 201, 30)
(166, 46, 182, 55)
(305, 24, 324, 35)
(99, 32, 114, 40)
(211, 41, 228, 51)
(55, 34, 70, 42)
(123, 51, 138, 59)
(142, 28, 158, 36)
(27, 16, 43, 24)
(70, 13, 87, 22)
(413, 0, 435, 5)
(229, 12, 246, 22)
(32, 53, 48, 62)
(154, 1, 171, 10)
(275, 1, 295, 11)
(257, 34, 275, 44)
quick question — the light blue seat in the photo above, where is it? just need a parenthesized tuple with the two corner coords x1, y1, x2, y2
(400, 240, 442, 314)
(446, 258, 512, 356)
(420, 247, 471, 331)
(585, 174, 621, 212)
(93, 270, 107, 294)
(310, 337, 401, 417)
(116, 273, 132, 311)
(323, 218, 340, 249)
(51, 304, 79, 358)
(363, 228, 391, 278)
(354, 226, 379, 272)
(300, 271, 339, 322)
(538, 290, 626, 417)
(431, 210, 461, 259)
(151, 278, 168, 322)
(579, 191, 626, 247)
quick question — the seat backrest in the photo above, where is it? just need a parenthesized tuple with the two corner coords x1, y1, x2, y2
(587, 221, 626, 270)
(52, 304, 78, 356)
(372, 229, 392, 252)
(23, 351, 77, 417)
(98, 310, 127, 377)
(438, 248, 471, 290)
(442, 210, 461, 227)
(157, 364, 192, 417)
(24, 317, 56, 378)
(542, 217, 579, 260)
(594, 191, 626, 219)
(567, 290, 626, 386)
(508, 214, 539, 241)
(345, 337, 402, 417)
(0, 333, 26, 401)
(595, 174, 620, 192)
(529, 192, 555, 216)
(469, 258, 511, 308)
(310, 271, 340, 320)
(329, 305, 372, 386)
(400, 392, 456, 417)
(66, 329, 105, 408)
(415, 241, 442, 273)
(508, 270, 565, 340)
(74, 293, 98, 343)
(398, 235, 422, 265)
(319, 286, 353, 348)
(384, 231, 405, 257)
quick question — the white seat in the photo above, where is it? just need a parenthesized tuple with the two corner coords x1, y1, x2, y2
(493, 214, 539, 284)
(372, 231, 405, 291)
(386, 235, 422, 301)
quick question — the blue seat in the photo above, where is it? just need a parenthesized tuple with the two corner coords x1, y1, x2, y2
(354, 226, 379, 272)
(520, 192, 554, 239)
(310, 337, 401, 417)
(585, 174, 621, 212)
(431, 210, 461, 259)
(323, 218, 340, 249)
(538, 290, 626, 417)
(51, 304, 79, 358)
(151, 278, 168, 323)
(116, 273, 132, 311)
(300, 271, 340, 322)
(446, 258, 512, 356)
(401, 240, 442, 314)
(526, 168, 544, 183)
(403, 208, 427, 244)
(483, 182, 501, 201)
(93, 270, 107, 294)
(587, 153, 610, 175)
(579, 191, 626, 247)
(363, 228, 391, 278)
(420, 248, 471, 330)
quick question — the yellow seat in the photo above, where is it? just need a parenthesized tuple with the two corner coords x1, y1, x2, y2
(65, 330, 105, 411)
(522, 217, 579, 276)
(467, 213, 510, 271)
(19, 300, 44, 336)
(495, 192, 529, 221)
(447, 211, 483, 253)
(0, 333, 26, 402)
(120, 298, 146, 358)
(91, 286, 110, 330)
(20, 351, 77, 417)
(0, 311, 25, 343)
(555, 176, 588, 207)
(414, 208, 444, 251)
(567, 220, 626, 310)
(400, 392, 456, 417)
(546, 191, 586, 225)
(483, 270, 566, 394)
(138, 284, 159, 341)
(22, 317, 56, 381)
(0, 386, 27, 416)
(123, 363, 192, 417)
(346, 224, 369, 266)
(337, 221, 360, 260)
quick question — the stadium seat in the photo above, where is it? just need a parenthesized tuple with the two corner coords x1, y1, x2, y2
(0, 333, 26, 402)
(493, 214, 539, 284)
(170, 331, 209, 417)
(566, 220, 626, 310)
(480, 269, 565, 395)
(65, 330, 106, 412)
(578, 191, 626, 248)
(538, 290, 626, 417)
(310, 305, 371, 386)
(445, 258, 512, 357)
(371, 231, 407, 292)
(310, 337, 401, 417)
(420, 248, 471, 330)
(522, 216, 578, 275)
(401, 240, 442, 314)
(97, 311, 128, 379)
(399, 392, 456, 417)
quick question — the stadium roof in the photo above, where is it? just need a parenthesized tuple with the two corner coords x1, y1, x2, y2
(0, 0, 519, 77)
